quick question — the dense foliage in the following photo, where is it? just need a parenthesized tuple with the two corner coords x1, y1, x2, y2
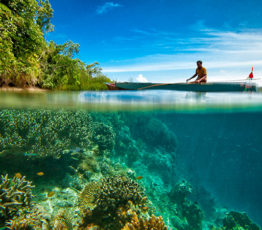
(0, 0, 110, 90)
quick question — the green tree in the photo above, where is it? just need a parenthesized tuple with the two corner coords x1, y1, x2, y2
(0, 3, 16, 84)
(0, 0, 111, 90)
(36, 0, 54, 34)
(0, 0, 47, 86)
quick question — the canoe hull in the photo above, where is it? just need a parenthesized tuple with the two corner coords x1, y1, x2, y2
(106, 82, 257, 92)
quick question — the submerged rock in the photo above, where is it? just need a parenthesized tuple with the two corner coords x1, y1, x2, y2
(222, 211, 260, 230)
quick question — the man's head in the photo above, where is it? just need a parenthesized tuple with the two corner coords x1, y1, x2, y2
(196, 60, 202, 68)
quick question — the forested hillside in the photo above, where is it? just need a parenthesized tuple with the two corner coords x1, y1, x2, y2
(0, 0, 111, 90)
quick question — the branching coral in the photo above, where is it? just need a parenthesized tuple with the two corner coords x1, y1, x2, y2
(0, 174, 34, 224)
(122, 214, 168, 230)
(69, 149, 126, 182)
(52, 209, 73, 230)
(0, 110, 120, 159)
(7, 207, 50, 230)
(79, 176, 148, 229)
(0, 109, 93, 159)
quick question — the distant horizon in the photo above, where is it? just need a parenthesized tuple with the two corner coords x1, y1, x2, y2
(47, 0, 262, 83)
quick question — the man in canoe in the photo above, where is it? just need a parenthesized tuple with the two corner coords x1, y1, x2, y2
(186, 60, 207, 84)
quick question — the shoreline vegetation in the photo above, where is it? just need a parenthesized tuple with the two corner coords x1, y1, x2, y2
(0, 0, 111, 91)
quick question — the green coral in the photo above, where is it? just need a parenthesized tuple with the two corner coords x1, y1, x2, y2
(222, 211, 260, 230)
(181, 202, 203, 230)
(124, 116, 177, 153)
(0, 109, 93, 158)
(169, 180, 192, 203)
(169, 180, 203, 230)
(0, 174, 34, 225)
(90, 122, 116, 154)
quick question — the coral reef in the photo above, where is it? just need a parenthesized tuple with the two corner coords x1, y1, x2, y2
(66, 148, 131, 188)
(0, 109, 93, 159)
(122, 214, 168, 230)
(95, 176, 146, 211)
(169, 181, 204, 230)
(0, 110, 261, 230)
(7, 206, 50, 230)
(169, 180, 192, 203)
(79, 182, 101, 212)
(90, 122, 116, 154)
(52, 210, 73, 230)
(79, 176, 148, 229)
(181, 202, 204, 230)
(0, 174, 34, 225)
(222, 211, 260, 230)
(123, 116, 177, 154)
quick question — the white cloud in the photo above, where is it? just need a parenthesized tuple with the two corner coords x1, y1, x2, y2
(103, 27, 262, 82)
(136, 74, 148, 82)
(96, 2, 121, 15)
(104, 60, 262, 73)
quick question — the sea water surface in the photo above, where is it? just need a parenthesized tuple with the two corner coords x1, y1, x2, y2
(0, 90, 261, 229)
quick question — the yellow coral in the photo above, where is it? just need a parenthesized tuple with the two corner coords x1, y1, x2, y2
(122, 214, 168, 230)
(0, 174, 34, 221)
(79, 176, 149, 229)
(78, 155, 98, 173)
(79, 181, 100, 211)
(7, 207, 50, 230)
(85, 223, 101, 229)
(52, 210, 73, 230)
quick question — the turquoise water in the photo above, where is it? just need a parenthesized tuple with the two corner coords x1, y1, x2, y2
(0, 90, 261, 229)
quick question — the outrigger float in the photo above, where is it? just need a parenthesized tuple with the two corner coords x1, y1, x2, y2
(106, 82, 257, 92)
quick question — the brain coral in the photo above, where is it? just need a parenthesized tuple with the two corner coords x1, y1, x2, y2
(79, 176, 147, 229)
(95, 176, 146, 211)
(0, 174, 34, 224)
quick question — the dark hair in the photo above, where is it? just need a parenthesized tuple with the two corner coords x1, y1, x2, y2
(197, 60, 202, 64)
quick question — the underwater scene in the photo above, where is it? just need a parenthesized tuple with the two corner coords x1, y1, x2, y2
(0, 91, 261, 230)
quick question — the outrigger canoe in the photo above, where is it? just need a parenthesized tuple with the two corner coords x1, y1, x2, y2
(106, 82, 257, 92)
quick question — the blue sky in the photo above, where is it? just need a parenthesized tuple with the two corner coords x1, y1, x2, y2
(47, 0, 262, 83)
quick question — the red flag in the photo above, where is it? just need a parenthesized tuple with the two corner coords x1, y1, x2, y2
(249, 67, 254, 79)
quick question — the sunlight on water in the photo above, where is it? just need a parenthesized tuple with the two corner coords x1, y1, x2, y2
(1, 90, 262, 112)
